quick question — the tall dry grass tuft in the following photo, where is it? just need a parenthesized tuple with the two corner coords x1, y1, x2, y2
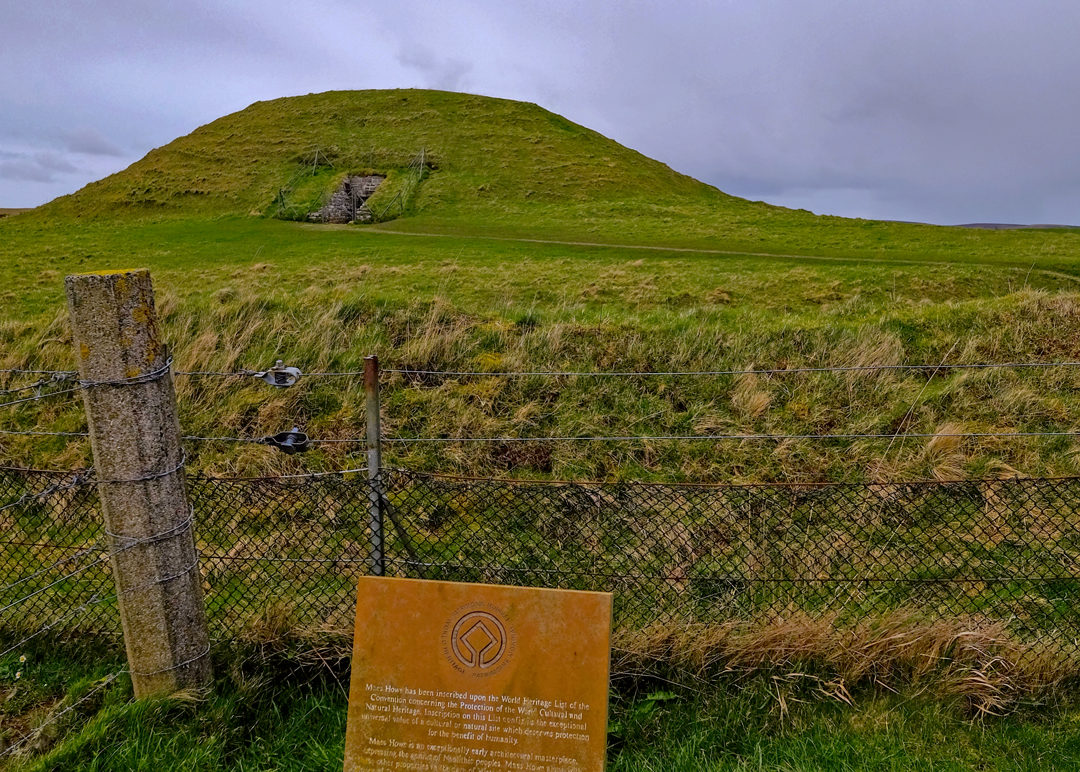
(732, 372, 771, 418)
(837, 330, 905, 376)
(613, 612, 1079, 716)
(239, 601, 301, 649)
(231, 613, 356, 681)
(924, 422, 968, 481)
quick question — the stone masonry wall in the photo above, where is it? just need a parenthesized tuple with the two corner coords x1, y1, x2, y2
(309, 175, 385, 223)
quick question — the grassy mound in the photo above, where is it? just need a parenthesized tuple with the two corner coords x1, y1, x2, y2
(36, 89, 726, 222)
(1, 89, 1079, 480)
(29, 88, 1079, 261)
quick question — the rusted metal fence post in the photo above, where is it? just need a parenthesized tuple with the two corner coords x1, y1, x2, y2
(65, 269, 211, 697)
(364, 355, 385, 576)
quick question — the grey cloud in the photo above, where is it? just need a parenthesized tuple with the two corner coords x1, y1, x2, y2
(0, 151, 78, 182)
(0, 159, 57, 183)
(396, 47, 472, 92)
(1, 0, 1079, 223)
(63, 128, 124, 157)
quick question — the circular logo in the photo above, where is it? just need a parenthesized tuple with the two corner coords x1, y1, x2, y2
(450, 611, 508, 670)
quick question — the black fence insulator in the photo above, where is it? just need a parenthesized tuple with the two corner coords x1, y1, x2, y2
(259, 428, 311, 454)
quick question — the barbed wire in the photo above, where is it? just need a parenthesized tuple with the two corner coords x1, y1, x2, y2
(384, 361, 1080, 378)
(129, 642, 209, 677)
(8, 358, 1080, 381)
(0, 359, 172, 413)
(77, 358, 173, 389)
(0, 548, 208, 677)
(152, 428, 1080, 448)
(7, 426, 1080, 454)
(3, 462, 1069, 488)
(104, 506, 194, 548)
(0, 381, 54, 397)
(0, 542, 103, 596)
(171, 370, 253, 378)
(0, 550, 199, 662)
(0, 556, 111, 617)
(385, 465, 1074, 488)
(4, 355, 1080, 456)
(0, 373, 76, 397)
(0, 472, 88, 514)
(0, 368, 77, 377)
(180, 434, 262, 444)
(381, 430, 1080, 444)
(0, 428, 88, 438)
(0, 385, 84, 410)
(174, 359, 1080, 379)
(91, 452, 186, 486)
(0, 449, 191, 626)
(378, 555, 1080, 583)
(0, 493, 207, 672)
(191, 466, 368, 481)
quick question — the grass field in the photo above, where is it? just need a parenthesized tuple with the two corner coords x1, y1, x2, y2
(5, 638, 1080, 771)
(2, 213, 1080, 483)
(5, 88, 1080, 767)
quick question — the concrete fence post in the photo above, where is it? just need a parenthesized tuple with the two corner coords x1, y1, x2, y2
(364, 355, 385, 576)
(65, 269, 211, 697)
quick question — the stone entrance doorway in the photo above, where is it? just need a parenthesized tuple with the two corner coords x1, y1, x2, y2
(309, 175, 385, 223)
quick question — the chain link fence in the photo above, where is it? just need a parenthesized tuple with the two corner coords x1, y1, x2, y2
(3, 465, 1080, 662)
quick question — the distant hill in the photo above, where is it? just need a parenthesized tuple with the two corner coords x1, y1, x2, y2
(956, 223, 1080, 230)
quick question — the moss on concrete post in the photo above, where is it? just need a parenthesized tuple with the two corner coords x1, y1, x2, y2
(65, 269, 211, 697)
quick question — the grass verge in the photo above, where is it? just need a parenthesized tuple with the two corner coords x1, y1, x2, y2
(3, 216, 1080, 482)
(4, 635, 1080, 771)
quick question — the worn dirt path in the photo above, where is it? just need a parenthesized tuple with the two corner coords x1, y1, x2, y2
(306, 223, 1080, 286)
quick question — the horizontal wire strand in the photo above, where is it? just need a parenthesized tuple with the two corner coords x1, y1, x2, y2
(381, 430, 1080, 444)
(8, 427, 1080, 453)
(384, 361, 1080, 377)
(0, 670, 128, 759)
(0, 385, 84, 410)
(7, 358, 1080, 381)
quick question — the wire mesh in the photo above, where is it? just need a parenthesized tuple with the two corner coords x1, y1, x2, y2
(3, 466, 1080, 664)
(0, 468, 113, 638)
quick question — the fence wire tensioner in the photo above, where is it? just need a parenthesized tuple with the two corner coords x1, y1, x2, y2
(252, 360, 302, 388)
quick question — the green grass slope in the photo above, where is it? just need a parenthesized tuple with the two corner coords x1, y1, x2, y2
(31, 88, 1080, 262)
(2, 89, 1080, 481)
(38, 89, 727, 220)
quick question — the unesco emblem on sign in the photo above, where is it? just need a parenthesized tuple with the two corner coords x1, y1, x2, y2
(443, 604, 515, 676)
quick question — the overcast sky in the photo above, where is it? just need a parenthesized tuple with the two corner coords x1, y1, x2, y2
(2, 0, 1079, 224)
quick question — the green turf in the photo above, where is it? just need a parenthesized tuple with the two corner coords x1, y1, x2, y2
(608, 687, 1080, 771)
(6, 641, 1080, 771)
(2, 212, 1080, 482)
